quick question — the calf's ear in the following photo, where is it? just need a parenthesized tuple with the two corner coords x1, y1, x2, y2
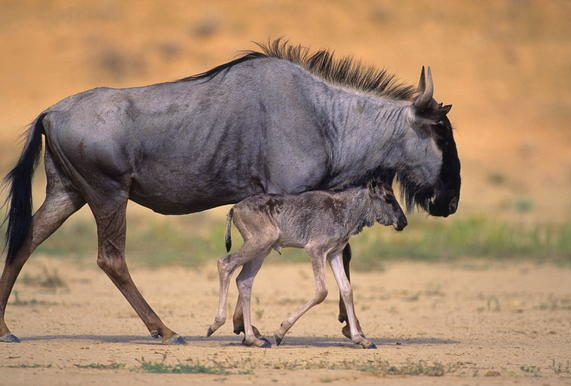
(366, 179, 379, 197)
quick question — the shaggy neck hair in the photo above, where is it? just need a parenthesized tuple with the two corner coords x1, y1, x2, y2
(179, 38, 416, 101)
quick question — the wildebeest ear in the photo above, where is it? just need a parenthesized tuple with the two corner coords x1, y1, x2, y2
(440, 104, 452, 115)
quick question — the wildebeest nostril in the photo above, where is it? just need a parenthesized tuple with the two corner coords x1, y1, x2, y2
(449, 197, 458, 213)
(394, 217, 407, 231)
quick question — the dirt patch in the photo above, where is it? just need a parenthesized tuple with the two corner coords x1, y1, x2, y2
(1, 257, 570, 385)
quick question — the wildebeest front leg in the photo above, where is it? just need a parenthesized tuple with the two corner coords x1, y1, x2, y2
(93, 200, 184, 345)
(274, 246, 328, 346)
(329, 251, 376, 349)
(338, 243, 365, 340)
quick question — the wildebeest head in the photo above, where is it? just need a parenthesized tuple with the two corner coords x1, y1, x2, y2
(368, 180, 408, 231)
(398, 66, 461, 217)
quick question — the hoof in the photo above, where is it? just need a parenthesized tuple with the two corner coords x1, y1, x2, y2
(165, 334, 187, 345)
(0, 333, 20, 343)
(260, 336, 272, 347)
(206, 327, 215, 337)
(274, 334, 283, 346)
(341, 325, 351, 340)
(338, 314, 347, 324)
(242, 337, 272, 348)
(343, 325, 367, 340)
(233, 325, 261, 337)
(364, 342, 377, 349)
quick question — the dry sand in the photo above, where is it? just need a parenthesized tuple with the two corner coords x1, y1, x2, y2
(1, 257, 570, 385)
(1, 0, 571, 222)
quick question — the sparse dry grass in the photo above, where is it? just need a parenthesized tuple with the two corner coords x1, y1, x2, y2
(12, 212, 569, 268)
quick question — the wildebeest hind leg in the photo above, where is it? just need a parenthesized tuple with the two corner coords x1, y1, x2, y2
(1, 177, 85, 342)
(92, 198, 184, 345)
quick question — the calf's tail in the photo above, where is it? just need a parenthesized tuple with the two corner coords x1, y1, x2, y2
(224, 208, 234, 252)
(3, 112, 47, 263)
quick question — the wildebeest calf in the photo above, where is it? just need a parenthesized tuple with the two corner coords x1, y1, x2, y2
(207, 180, 407, 349)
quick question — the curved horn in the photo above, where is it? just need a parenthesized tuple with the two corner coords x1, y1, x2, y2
(414, 66, 434, 109)
(417, 66, 426, 92)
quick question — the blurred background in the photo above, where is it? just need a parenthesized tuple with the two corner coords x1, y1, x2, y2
(1, 0, 570, 267)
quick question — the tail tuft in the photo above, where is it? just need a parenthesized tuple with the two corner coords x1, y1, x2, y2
(224, 208, 234, 252)
(2, 113, 46, 263)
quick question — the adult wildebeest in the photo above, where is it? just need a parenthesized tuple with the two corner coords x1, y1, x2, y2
(208, 179, 407, 348)
(1, 39, 460, 344)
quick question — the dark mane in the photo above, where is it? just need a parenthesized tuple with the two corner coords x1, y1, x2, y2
(177, 51, 265, 82)
(178, 39, 416, 101)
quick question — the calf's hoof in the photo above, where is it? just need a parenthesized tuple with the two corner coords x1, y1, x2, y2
(242, 336, 271, 348)
(338, 314, 347, 324)
(342, 325, 367, 340)
(0, 333, 20, 343)
(341, 325, 351, 340)
(354, 337, 376, 349)
(274, 334, 284, 346)
(233, 325, 262, 338)
(208, 318, 226, 337)
(164, 334, 187, 345)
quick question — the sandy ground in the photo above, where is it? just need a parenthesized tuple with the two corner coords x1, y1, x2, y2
(0, 257, 570, 385)
(1, 1, 571, 222)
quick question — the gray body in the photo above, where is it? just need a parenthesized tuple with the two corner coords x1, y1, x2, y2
(1, 42, 459, 345)
(209, 182, 406, 348)
(43, 58, 439, 214)
(226, 185, 407, 252)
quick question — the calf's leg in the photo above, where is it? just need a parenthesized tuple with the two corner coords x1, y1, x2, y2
(329, 251, 376, 349)
(207, 241, 267, 338)
(338, 244, 365, 340)
(236, 254, 271, 348)
(274, 245, 328, 346)
(231, 298, 261, 337)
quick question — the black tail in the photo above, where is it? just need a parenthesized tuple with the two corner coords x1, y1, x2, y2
(224, 208, 234, 252)
(3, 113, 47, 263)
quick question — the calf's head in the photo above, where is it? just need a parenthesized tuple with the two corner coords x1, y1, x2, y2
(368, 180, 407, 231)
